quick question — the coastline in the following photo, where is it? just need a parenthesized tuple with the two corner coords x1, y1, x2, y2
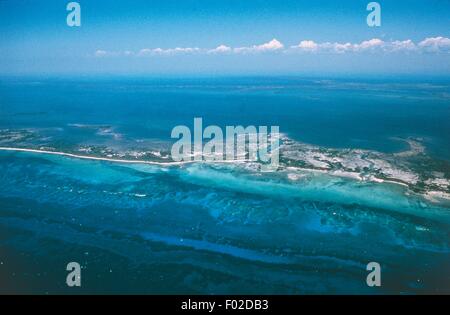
(0, 146, 191, 166)
(0, 146, 257, 167)
(0, 146, 442, 198)
(2, 146, 450, 205)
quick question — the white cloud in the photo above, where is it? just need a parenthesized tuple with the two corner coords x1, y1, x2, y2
(291, 40, 319, 52)
(418, 37, 450, 53)
(289, 38, 436, 54)
(138, 47, 201, 56)
(290, 39, 387, 54)
(94, 36, 450, 57)
(389, 40, 416, 52)
(137, 48, 153, 56)
(354, 38, 384, 51)
(256, 38, 284, 51)
(94, 50, 123, 57)
(311, 42, 353, 54)
(207, 44, 232, 54)
(330, 42, 354, 53)
(167, 47, 201, 54)
(94, 50, 108, 57)
(234, 38, 284, 53)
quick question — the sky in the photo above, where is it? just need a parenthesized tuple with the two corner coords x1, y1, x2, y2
(0, 0, 449, 76)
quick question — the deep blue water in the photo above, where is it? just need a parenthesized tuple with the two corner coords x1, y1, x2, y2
(1, 76, 450, 158)
(0, 76, 449, 294)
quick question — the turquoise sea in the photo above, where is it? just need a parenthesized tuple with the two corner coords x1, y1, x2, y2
(0, 76, 449, 294)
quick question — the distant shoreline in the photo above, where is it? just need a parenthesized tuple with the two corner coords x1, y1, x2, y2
(0, 146, 406, 185)
(0, 146, 190, 166)
(0, 147, 250, 167)
(1, 146, 449, 203)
